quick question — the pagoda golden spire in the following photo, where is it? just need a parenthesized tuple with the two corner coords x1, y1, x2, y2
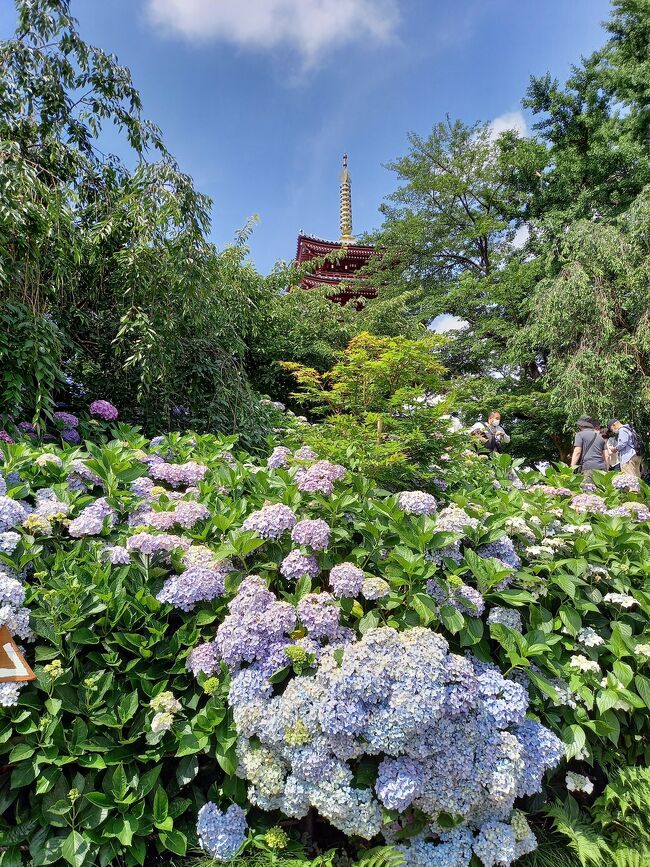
(339, 153, 355, 244)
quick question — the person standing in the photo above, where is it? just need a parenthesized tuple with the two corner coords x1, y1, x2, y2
(570, 416, 608, 484)
(469, 411, 510, 453)
(608, 419, 643, 477)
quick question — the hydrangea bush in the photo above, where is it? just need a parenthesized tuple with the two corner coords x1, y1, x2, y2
(1, 428, 650, 865)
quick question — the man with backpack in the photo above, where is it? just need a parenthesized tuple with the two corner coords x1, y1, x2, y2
(570, 416, 608, 485)
(608, 419, 644, 478)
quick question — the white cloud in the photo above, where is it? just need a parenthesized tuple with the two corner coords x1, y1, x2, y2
(488, 110, 528, 141)
(430, 314, 469, 334)
(145, 0, 399, 64)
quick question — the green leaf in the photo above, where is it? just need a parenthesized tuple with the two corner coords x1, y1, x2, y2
(562, 724, 586, 760)
(439, 604, 464, 634)
(359, 610, 380, 634)
(118, 691, 139, 724)
(175, 756, 198, 788)
(61, 831, 89, 867)
(111, 764, 128, 801)
(634, 673, 650, 710)
(159, 830, 187, 856)
(84, 792, 113, 808)
(411, 593, 437, 625)
(153, 787, 168, 824)
(8, 743, 35, 763)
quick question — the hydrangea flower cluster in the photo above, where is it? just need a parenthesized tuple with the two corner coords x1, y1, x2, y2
(603, 592, 637, 608)
(295, 460, 346, 495)
(612, 472, 641, 493)
(157, 559, 233, 611)
(196, 803, 247, 860)
(487, 607, 523, 633)
(0, 531, 20, 554)
(436, 505, 479, 534)
(328, 562, 364, 598)
(228, 626, 562, 860)
(280, 551, 320, 581)
(528, 485, 573, 497)
(0, 497, 28, 533)
(213, 575, 297, 675)
(68, 497, 115, 538)
(242, 504, 297, 540)
(361, 575, 390, 600)
(606, 501, 650, 521)
(291, 518, 330, 551)
(89, 399, 118, 421)
(138, 499, 210, 530)
(0, 563, 32, 706)
(570, 493, 607, 514)
(126, 532, 191, 555)
(294, 445, 317, 461)
(398, 490, 437, 516)
(476, 537, 521, 572)
(267, 446, 292, 469)
(53, 411, 79, 429)
(149, 460, 208, 487)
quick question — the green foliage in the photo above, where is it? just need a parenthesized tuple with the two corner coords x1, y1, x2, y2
(0, 0, 272, 443)
(280, 332, 459, 490)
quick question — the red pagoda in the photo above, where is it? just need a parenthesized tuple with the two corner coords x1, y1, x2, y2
(295, 155, 376, 304)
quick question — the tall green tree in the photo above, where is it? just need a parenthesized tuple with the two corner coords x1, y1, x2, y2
(0, 0, 270, 442)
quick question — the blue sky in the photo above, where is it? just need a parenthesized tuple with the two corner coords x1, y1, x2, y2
(1, 0, 612, 274)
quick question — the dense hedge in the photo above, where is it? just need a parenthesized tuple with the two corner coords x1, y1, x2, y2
(1, 420, 650, 866)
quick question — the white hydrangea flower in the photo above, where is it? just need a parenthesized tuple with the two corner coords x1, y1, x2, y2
(565, 771, 594, 795)
(577, 627, 604, 648)
(151, 712, 174, 733)
(603, 592, 637, 608)
(634, 643, 650, 658)
(569, 655, 600, 674)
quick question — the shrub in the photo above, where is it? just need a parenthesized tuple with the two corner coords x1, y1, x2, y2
(1, 427, 650, 865)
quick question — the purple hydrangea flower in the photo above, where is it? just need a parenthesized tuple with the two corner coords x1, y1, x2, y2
(477, 536, 521, 571)
(61, 428, 81, 445)
(68, 497, 115, 538)
(242, 503, 297, 540)
(187, 641, 220, 676)
(0, 497, 29, 532)
(149, 461, 208, 487)
(291, 518, 330, 551)
(0, 431, 14, 444)
(280, 550, 320, 581)
(329, 562, 364, 598)
(126, 532, 191, 555)
(295, 460, 346, 495)
(294, 445, 317, 461)
(0, 532, 20, 554)
(157, 563, 231, 611)
(53, 411, 79, 429)
(196, 802, 247, 860)
(101, 546, 131, 566)
(398, 490, 437, 516)
(297, 592, 340, 639)
(570, 493, 607, 514)
(267, 446, 292, 469)
(612, 473, 641, 493)
(375, 757, 426, 811)
(89, 400, 118, 421)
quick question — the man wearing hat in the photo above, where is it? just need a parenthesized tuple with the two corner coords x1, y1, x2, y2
(570, 416, 608, 484)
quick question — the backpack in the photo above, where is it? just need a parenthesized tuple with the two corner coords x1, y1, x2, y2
(623, 424, 645, 457)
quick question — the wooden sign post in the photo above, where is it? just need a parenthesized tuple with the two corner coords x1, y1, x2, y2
(0, 626, 36, 682)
